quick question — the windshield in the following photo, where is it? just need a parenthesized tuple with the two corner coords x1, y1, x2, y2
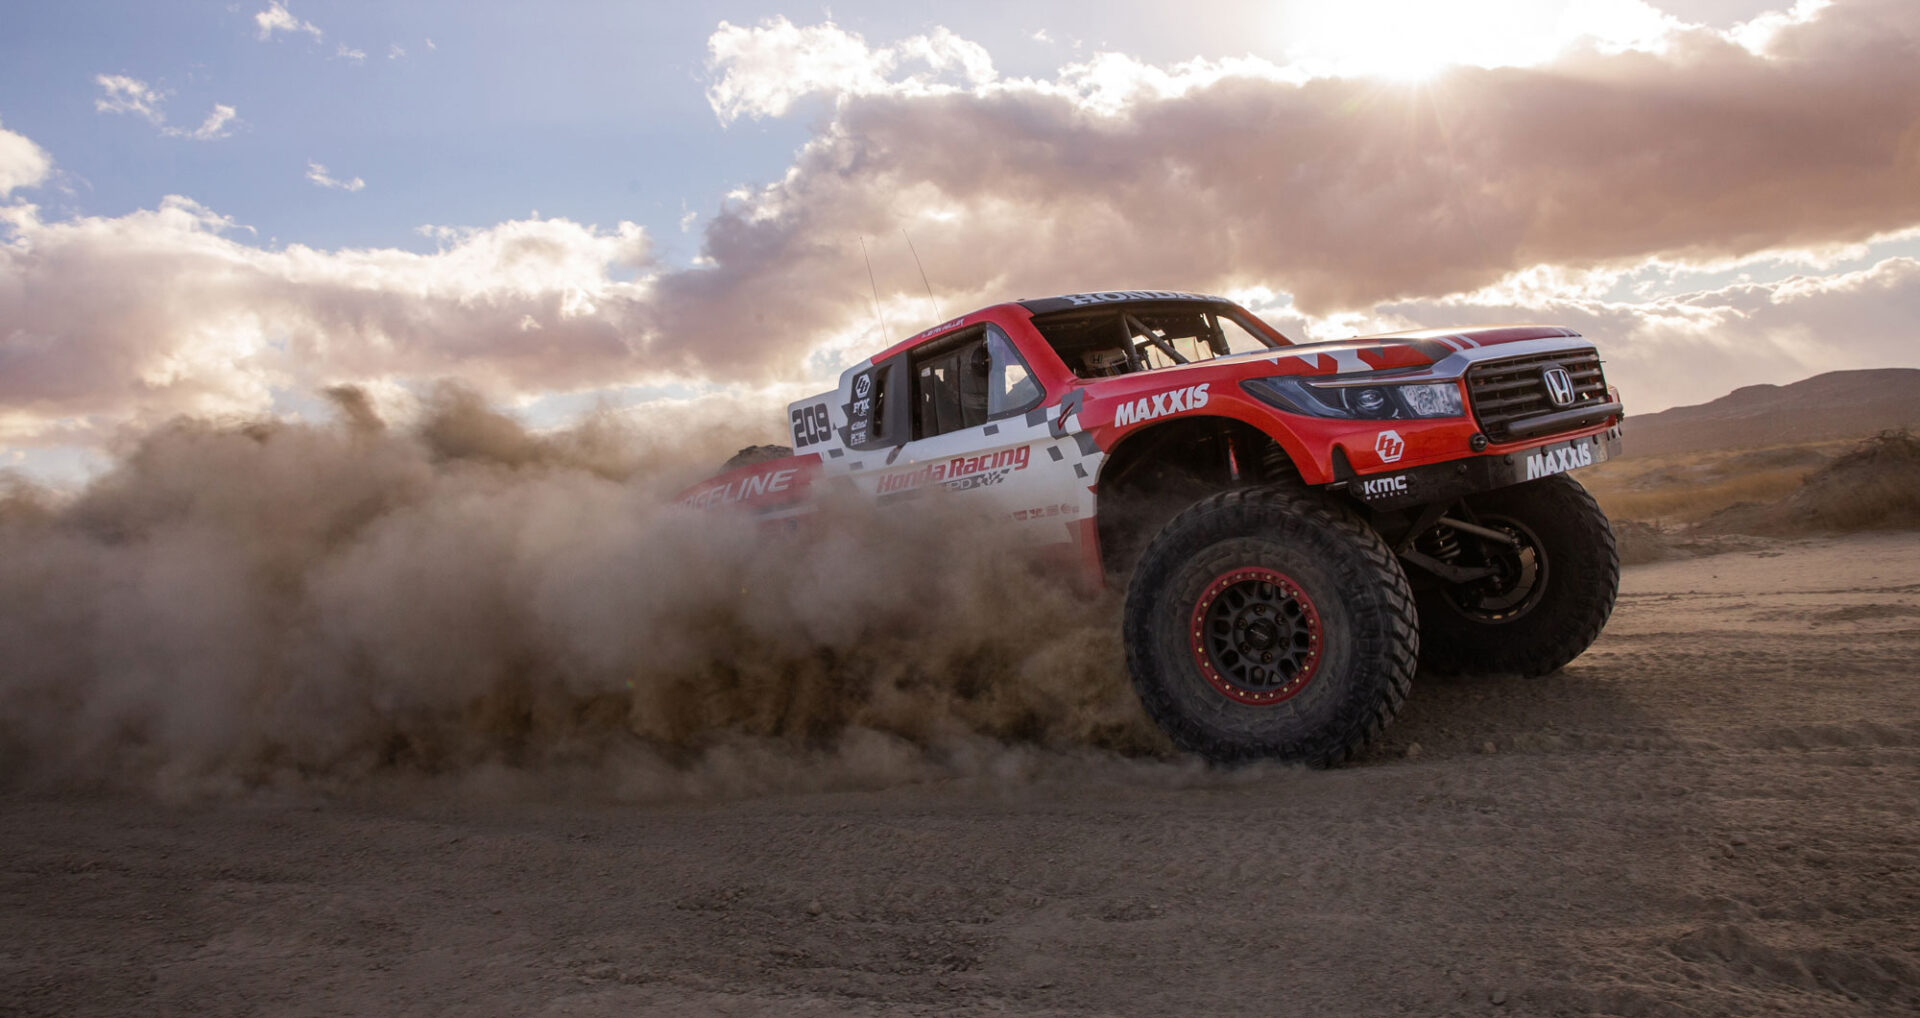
(1032, 304, 1283, 378)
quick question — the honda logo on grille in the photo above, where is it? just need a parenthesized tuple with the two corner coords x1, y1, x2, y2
(1541, 366, 1575, 407)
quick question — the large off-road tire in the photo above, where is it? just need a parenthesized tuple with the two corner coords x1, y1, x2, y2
(722, 444, 792, 470)
(1122, 486, 1418, 766)
(1412, 474, 1619, 677)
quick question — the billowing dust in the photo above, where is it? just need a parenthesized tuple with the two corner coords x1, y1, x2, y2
(0, 387, 1167, 798)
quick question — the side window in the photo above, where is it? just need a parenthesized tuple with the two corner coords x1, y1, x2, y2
(986, 326, 1042, 419)
(912, 325, 1047, 439)
(913, 334, 990, 439)
(914, 344, 972, 439)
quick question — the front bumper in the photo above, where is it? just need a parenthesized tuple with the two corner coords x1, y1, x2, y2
(1339, 427, 1622, 511)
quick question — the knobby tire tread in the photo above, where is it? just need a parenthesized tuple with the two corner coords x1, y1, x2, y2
(1123, 484, 1417, 767)
(1417, 474, 1619, 677)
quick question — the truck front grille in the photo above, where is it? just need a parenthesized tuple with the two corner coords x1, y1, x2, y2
(1467, 349, 1609, 442)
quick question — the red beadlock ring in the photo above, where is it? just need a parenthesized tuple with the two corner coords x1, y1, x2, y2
(1187, 567, 1323, 705)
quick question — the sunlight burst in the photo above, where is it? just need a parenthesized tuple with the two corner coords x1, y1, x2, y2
(1274, 0, 1626, 82)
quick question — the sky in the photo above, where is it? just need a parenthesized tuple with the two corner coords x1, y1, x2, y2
(2, 0, 1917, 485)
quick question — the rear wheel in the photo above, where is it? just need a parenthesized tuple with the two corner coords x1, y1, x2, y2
(1411, 475, 1618, 676)
(1123, 486, 1418, 765)
(721, 444, 792, 470)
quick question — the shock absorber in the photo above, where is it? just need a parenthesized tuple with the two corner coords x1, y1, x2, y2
(1425, 523, 1464, 563)
(1259, 442, 1291, 482)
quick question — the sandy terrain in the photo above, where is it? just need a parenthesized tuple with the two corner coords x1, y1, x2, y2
(4, 533, 1917, 1018)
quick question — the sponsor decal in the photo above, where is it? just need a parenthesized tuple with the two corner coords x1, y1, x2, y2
(1524, 442, 1595, 480)
(906, 316, 967, 342)
(1359, 474, 1408, 498)
(1375, 429, 1406, 464)
(1279, 346, 1372, 373)
(1049, 388, 1085, 437)
(1011, 502, 1082, 522)
(844, 368, 881, 446)
(1113, 383, 1210, 427)
(1059, 290, 1222, 306)
(877, 446, 1034, 494)
(1542, 366, 1575, 407)
(790, 402, 832, 448)
(683, 467, 799, 509)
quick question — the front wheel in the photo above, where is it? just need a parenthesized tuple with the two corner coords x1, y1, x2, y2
(1122, 486, 1418, 766)
(1411, 474, 1619, 676)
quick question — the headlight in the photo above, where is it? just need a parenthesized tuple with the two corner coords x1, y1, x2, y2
(1397, 382, 1462, 417)
(1241, 377, 1464, 420)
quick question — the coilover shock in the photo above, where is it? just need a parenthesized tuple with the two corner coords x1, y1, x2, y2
(1259, 443, 1292, 483)
(1423, 521, 1464, 563)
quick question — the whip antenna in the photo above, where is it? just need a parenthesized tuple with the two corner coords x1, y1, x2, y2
(901, 227, 942, 322)
(858, 235, 891, 340)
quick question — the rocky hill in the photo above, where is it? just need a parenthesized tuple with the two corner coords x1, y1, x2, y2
(1623, 368, 1920, 456)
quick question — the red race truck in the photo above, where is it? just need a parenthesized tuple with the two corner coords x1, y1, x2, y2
(682, 290, 1623, 765)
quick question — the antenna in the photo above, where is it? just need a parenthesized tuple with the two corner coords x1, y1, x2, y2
(901, 227, 941, 322)
(858, 235, 891, 341)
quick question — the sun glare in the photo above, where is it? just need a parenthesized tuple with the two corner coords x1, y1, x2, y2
(1275, 0, 1571, 82)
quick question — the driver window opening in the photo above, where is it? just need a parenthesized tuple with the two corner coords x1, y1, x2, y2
(912, 326, 1044, 440)
(914, 347, 976, 439)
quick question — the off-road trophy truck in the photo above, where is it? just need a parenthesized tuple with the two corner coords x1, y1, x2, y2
(683, 291, 1623, 765)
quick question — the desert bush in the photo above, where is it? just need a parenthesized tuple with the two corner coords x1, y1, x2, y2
(1785, 430, 1920, 532)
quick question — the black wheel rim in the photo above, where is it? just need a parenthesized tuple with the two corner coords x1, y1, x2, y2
(1442, 515, 1548, 622)
(1188, 567, 1322, 705)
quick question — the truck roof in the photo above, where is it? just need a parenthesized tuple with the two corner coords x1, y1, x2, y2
(1015, 290, 1233, 316)
(867, 291, 1243, 363)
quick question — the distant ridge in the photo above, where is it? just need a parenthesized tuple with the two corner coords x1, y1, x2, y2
(1622, 368, 1920, 457)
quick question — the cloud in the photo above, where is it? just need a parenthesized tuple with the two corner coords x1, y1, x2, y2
(1380, 255, 1920, 412)
(8, 1, 1920, 455)
(305, 161, 365, 192)
(178, 104, 237, 141)
(92, 75, 236, 141)
(676, 0, 1920, 351)
(255, 1, 321, 41)
(706, 16, 997, 123)
(0, 197, 655, 443)
(388, 43, 406, 60)
(93, 74, 165, 123)
(1559, 0, 1694, 54)
(335, 44, 366, 63)
(1729, 0, 1834, 53)
(0, 119, 52, 196)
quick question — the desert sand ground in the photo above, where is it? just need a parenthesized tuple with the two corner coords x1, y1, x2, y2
(4, 532, 1917, 1018)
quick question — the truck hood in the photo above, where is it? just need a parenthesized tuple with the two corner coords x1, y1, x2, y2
(1079, 324, 1588, 398)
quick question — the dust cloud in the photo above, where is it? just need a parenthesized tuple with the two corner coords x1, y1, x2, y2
(0, 387, 1165, 798)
